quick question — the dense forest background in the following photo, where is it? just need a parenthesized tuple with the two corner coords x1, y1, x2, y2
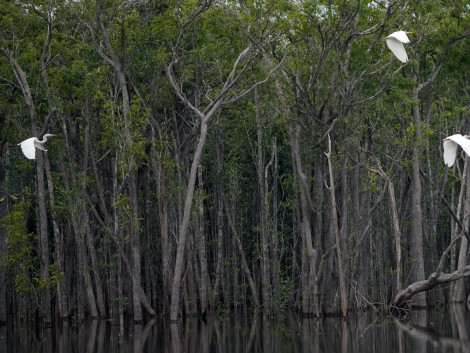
(0, 0, 470, 324)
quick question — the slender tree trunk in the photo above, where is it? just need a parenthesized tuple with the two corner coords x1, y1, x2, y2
(325, 136, 348, 317)
(410, 90, 427, 308)
(372, 159, 403, 293)
(149, 122, 171, 313)
(225, 200, 261, 309)
(197, 165, 209, 314)
(44, 157, 69, 319)
(270, 137, 280, 300)
(288, 123, 318, 315)
(0, 158, 7, 323)
(255, 87, 271, 313)
(212, 130, 225, 307)
(453, 164, 470, 302)
(184, 235, 198, 315)
(57, 152, 98, 318)
(170, 121, 209, 320)
(450, 161, 467, 274)
(389, 180, 403, 293)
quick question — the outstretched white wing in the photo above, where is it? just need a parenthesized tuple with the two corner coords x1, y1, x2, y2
(443, 134, 470, 167)
(385, 37, 408, 63)
(18, 137, 38, 160)
(385, 31, 410, 63)
(388, 31, 410, 44)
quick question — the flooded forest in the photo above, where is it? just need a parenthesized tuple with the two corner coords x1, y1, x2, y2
(0, 0, 470, 326)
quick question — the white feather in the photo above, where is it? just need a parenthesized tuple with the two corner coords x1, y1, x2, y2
(385, 31, 410, 63)
(18, 137, 38, 160)
(443, 134, 470, 167)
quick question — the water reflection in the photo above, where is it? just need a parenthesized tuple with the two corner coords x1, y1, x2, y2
(4, 305, 470, 352)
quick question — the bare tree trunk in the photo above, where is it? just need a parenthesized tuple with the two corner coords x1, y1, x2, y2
(57, 151, 99, 318)
(270, 137, 281, 300)
(197, 165, 210, 314)
(453, 164, 470, 302)
(450, 160, 467, 274)
(44, 157, 68, 319)
(184, 235, 198, 315)
(0, 158, 7, 323)
(212, 133, 225, 307)
(370, 159, 403, 293)
(82, 107, 106, 318)
(149, 122, 171, 313)
(170, 121, 209, 320)
(255, 87, 272, 313)
(410, 89, 427, 308)
(225, 200, 261, 309)
(288, 123, 318, 315)
(325, 136, 348, 317)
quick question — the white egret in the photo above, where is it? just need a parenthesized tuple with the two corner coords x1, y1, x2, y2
(18, 134, 57, 160)
(385, 31, 411, 63)
(443, 134, 470, 167)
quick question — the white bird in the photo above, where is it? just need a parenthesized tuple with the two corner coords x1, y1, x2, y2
(385, 31, 411, 63)
(443, 134, 470, 167)
(18, 134, 57, 160)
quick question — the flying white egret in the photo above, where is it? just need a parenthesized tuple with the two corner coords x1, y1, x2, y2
(443, 134, 470, 167)
(18, 134, 57, 160)
(385, 31, 411, 63)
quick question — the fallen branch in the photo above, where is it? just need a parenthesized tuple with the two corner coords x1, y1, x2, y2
(392, 265, 470, 308)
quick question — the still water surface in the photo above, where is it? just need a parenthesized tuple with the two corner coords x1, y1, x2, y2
(3, 305, 470, 353)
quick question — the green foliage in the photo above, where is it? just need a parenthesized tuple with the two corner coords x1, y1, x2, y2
(0, 199, 38, 298)
(1, 0, 470, 319)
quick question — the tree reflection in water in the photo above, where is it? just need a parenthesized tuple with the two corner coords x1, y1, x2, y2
(3, 305, 470, 352)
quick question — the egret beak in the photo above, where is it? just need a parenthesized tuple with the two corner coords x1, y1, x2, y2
(49, 134, 57, 136)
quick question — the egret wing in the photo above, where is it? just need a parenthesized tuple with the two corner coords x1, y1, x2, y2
(385, 37, 408, 63)
(443, 134, 470, 167)
(443, 139, 458, 167)
(18, 137, 37, 159)
(388, 31, 410, 44)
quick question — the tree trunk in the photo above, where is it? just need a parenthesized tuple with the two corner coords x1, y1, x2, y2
(0, 157, 7, 323)
(225, 200, 261, 309)
(212, 131, 225, 307)
(270, 137, 281, 300)
(44, 157, 69, 319)
(170, 121, 209, 320)
(149, 123, 172, 313)
(325, 136, 348, 317)
(288, 123, 318, 315)
(197, 165, 210, 314)
(452, 163, 470, 302)
(371, 159, 403, 293)
(255, 86, 272, 313)
(410, 89, 427, 308)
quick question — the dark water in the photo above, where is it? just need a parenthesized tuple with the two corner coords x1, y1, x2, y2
(3, 305, 470, 353)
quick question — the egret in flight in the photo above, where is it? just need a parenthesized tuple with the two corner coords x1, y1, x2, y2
(385, 31, 411, 63)
(443, 134, 470, 167)
(18, 134, 57, 160)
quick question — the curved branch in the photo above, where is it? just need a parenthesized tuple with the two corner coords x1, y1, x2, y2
(392, 265, 470, 308)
